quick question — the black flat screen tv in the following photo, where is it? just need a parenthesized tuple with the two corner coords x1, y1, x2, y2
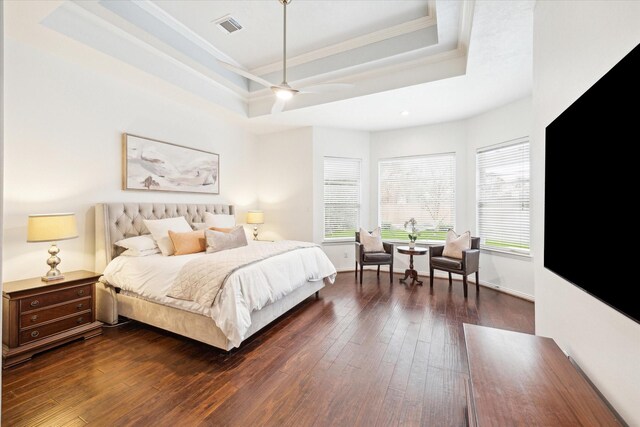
(545, 43, 639, 324)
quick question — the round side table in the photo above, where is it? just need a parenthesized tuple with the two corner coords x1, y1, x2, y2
(397, 246, 429, 285)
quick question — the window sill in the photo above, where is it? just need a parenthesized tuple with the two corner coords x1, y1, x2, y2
(322, 239, 355, 245)
(384, 240, 445, 246)
(481, 246, 532, 260)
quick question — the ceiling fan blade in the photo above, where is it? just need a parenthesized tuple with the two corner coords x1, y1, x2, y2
(298, 83, 354, 94)
(218, 61, 274, 89)
(271, 98, 286, 114)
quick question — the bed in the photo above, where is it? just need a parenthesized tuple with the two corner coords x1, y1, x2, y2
(95, 202, 336, 350)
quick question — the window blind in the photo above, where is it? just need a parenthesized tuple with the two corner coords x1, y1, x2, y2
(324, 157, 361, 240)
(378, 153, 456, 242)
(477, 138, 530, 253)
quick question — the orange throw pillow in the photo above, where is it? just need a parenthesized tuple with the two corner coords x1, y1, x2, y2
(168, 230, 206, 255)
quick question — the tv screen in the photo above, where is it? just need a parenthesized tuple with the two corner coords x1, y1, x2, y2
(545, 43, 639, 324)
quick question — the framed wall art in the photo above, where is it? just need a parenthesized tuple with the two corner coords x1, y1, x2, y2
(122, 134, 219, 194)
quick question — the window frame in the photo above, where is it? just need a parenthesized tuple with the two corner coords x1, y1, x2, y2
(377, 152, 457, 244)
(323, 156, 362, 243)
(476, 137, 531, 256)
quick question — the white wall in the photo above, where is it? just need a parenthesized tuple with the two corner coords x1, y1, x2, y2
(3, 40, 258, 281)
(1, 2, 5, 416)
(256, 127, 314, 242)
(312, 127, 370, 271)
(255, 126, 370, 269)
(533, 2, 640, 424)
(466, 98, 534, 299)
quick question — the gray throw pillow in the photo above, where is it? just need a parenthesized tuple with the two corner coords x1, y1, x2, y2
(205, 226, 248, 253)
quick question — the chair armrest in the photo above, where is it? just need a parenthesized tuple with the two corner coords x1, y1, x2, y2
(430, 245, 444, 258)
(355, 242, 364, 261)
(462, 249, 480, 273)
(383, 241, 394, 254)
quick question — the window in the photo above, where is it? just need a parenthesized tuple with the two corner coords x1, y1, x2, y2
(477, 138, 530, 254)
(378, 153, 456, 241)
(324, 157, 361, 240)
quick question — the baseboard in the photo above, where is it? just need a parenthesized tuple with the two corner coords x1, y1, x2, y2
(336, 267, 535, 302)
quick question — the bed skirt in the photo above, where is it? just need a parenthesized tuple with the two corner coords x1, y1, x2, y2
(96, 279, 325, 351)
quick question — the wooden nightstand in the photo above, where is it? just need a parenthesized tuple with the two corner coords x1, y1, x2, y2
(2, 270, 103, 368)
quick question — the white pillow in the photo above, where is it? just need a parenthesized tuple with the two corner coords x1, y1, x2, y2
(115, 235, 158, 252)
(204, 212, 236, 229)
(359, 227, 384, 252)
(143, 217, 192, 256)
(191, 222, 207, 231)
(121, 248, 161, 257)
(442, 229, 471, 259)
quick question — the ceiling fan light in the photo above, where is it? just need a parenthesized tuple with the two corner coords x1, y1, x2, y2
(272, 86, 296, 100)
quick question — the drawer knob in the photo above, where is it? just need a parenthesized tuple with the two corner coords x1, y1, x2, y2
(31, 331, 39, 338)
(77, 317, 84, 323)
(77, 303, 84, 310)
(30, 315, 38, 322)
(30, 300, 40, 307)
(77, 289, 85, 296)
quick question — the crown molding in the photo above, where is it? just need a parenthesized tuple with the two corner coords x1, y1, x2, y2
(250, 13, 437, 77)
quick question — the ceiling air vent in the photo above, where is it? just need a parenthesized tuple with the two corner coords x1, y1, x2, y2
(213, 15, 243, 34)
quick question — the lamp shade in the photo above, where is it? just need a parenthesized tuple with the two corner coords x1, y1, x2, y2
(27, 213, 78, 242)
(246, 211, 264, 225)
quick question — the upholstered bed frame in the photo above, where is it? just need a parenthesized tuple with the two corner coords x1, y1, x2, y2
(95, 202, 325, 351)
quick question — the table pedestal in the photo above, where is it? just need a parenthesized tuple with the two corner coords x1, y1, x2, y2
(399, 254, 423, 286)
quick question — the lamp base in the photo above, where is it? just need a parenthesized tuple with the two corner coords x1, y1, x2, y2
(41, 243, 64, 282)
(41, 274, 65, 282)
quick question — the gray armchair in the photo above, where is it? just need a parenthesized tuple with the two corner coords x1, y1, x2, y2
(355, 232, 394, 284)
(429, 237, 480, 297)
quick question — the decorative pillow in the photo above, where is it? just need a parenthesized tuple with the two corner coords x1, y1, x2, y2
(191, 222, 207, 231)
(168, 230, 206, 256)
(114, 235, 158, 252)
(121, 248, 161, 257)
(210, 227, 234, 233)
(143, 217, 192, 256)
(359, 227, 384, 252)
(442, 229, 471, 259)
(205, 226, 248, 254)
(204, 212, 236, 229)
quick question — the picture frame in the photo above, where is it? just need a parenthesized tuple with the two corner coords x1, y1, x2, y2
(122, 134, 220, 194)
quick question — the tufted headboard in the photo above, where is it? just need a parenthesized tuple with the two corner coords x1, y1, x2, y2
(95, 202, 234, 272)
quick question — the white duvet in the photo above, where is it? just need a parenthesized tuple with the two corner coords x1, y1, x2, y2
(101, 241, 337, 347)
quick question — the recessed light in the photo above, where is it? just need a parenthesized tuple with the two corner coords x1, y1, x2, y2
(401, 110, 410, 116)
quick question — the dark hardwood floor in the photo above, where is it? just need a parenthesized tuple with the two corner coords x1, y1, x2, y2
(2, 272, 534, 426)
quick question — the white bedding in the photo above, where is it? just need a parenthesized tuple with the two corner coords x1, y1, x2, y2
(102, 241, 337, 347)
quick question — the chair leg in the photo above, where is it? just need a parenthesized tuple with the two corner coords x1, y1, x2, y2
(389, 263, 393, 284)
(448, 272, 452, 286)
(463, 275, 468, 298)
(355, 262, 358, 279)
(360, 264, 364, 285)
(377, 265, 380, 277)
(430, 268, 434, 288)
(475, 271, 480, 290)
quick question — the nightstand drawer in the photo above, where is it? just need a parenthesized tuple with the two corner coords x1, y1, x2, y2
(19, 312, 92, 345)
(20, 285, 92, 312)
(20, 297, 92, 328)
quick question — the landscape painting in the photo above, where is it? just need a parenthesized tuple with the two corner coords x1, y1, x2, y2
(123, 134, 219, 194)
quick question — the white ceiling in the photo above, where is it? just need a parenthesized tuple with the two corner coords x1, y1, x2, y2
(5, 0, 533, 133)
(153, 0, 431, 70)
(247, 0, 533, 132)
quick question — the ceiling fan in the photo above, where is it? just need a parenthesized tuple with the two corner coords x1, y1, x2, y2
(218, 0, 353, 114)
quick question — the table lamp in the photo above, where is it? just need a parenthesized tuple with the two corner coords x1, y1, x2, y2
(27, 213, 78, 282)
(246, 211, 264, 240)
